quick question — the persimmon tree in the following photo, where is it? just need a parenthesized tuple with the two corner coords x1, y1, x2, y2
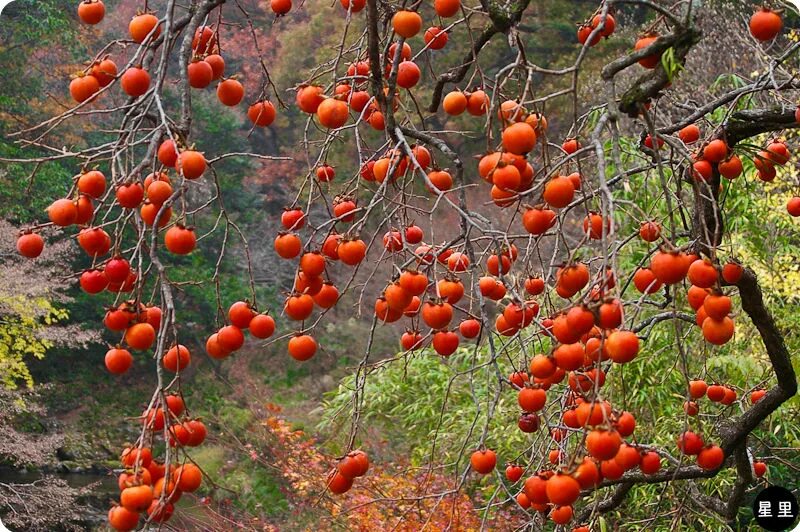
(3, 0, 799, 529)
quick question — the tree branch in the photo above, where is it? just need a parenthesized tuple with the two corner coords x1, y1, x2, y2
(724, 107, 800, 146)
(427, 0, 531, 112)
(616, 27, 702, 117)
(718, 268, 797, 450)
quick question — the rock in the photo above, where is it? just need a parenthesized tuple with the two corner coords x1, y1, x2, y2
(56, 446, 75, 461)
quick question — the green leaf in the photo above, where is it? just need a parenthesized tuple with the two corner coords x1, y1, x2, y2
(660, 47, 683, 82)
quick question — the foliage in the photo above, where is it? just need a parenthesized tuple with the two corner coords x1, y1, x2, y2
(262, 414, 522, 530)
(0, 476, 88, 531)
(0, 221, 97, 389)
(321, 348, 527, 464)
(0, 292, 67, 389)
